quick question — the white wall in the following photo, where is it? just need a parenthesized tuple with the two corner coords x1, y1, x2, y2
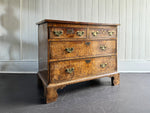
(0, 0, 150, 73)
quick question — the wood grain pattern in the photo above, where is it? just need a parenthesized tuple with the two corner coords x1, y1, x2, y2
(36, 19, 119, 26)
(111, 73, 120, 86)
(37, 19, 119, 103)
(50, 27, 87, 39)
(38, 23, 49, 83)
(90, 27, 117, 38)
(49, 54, 117, 62)
(48, 38, 117, 42)
(50, 40, 116, 59)
(38, 72, 120, 103)
(50, 56, 117, 83)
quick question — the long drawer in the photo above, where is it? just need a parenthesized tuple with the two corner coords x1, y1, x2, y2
(49, 40, 116, 59)
(50, 56, 117, 83)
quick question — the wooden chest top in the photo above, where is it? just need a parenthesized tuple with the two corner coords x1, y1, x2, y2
(36, 19, 119, 26)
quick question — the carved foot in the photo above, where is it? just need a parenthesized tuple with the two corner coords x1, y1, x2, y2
(45, 85, 65, 103)
(45, 86, 58, 103)
(111, 73, 120, 86)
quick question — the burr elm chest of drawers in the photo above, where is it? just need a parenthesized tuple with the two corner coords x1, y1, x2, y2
(37, 19, 120, 103)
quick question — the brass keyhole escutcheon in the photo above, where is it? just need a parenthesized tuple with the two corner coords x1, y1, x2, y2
(66, 67, 74, 74)
(92, 31, 99, 36)
(85, 60, 91, 63)
(100, 45, 107, 50)
(65, 48, 74, 53)
(100, 63, 107, 68)
(67, 29, 74, 34)
(77, 31, 84, 36)
(85, 42, 91, 46)
(53, 30, 63, 36)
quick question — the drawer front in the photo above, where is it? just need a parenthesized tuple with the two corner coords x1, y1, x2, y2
(50, 27, 87, 39)
(50, 56, 117, 83)
(88, 40, 116, 56)
(90, 27, 117, 38)
(50, 40, 116, 59)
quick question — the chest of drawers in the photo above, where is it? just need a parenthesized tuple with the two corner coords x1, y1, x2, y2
(37, 19, 120, 103)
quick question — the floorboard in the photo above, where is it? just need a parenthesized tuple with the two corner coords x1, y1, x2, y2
(0, 73, 150, 113)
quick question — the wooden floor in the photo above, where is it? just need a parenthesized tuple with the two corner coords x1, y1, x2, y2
(0, 73, 150, 113)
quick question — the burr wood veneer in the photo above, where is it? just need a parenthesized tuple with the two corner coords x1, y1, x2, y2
(37, 19, 120, 103)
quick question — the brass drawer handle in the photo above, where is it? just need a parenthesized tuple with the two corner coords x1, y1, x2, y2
(53, 30, 63, 36)
(108, 31, 114, 36)
(65, 48, 74, 53)
(100, 63, 107, 68)
(77, 31, 84, 36)
(100, 45, 107, 50)
(92, 31, 99, 36)
(66, 67, 74, 74)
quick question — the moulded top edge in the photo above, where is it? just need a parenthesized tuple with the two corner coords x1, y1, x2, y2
(36, 19, 120, 26)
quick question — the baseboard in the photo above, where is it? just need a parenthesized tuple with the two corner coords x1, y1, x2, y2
(0, 60, 150, 74)
(0, 61, 38, 73)
(0, 71, 37, 74)
(118, 60, 150, 73)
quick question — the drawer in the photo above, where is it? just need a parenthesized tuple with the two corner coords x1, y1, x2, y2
(50, 40, 116, 59)
(90, 27, 117, 38)
(50, 56, 117, 83)
(49, 27, 87, 39)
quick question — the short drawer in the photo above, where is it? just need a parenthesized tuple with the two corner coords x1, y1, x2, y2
(90, 27, 117, 38)
(49, 40, 116, 59)
(50, 56, 117, 83)
(49, 27, 87, 39)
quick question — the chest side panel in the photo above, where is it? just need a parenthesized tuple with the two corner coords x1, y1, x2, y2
(38, 23, 49, 83)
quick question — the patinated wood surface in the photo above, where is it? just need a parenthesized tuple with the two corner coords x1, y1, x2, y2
(50, 27, 87, 39)
(36, 19, 119, 26)
(89, 27, 117, 38)
(37, 19, 120, 103)
(38, 23, 49, 84)
(50, 40, 116, 59)
(50, 56, 117, 83)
